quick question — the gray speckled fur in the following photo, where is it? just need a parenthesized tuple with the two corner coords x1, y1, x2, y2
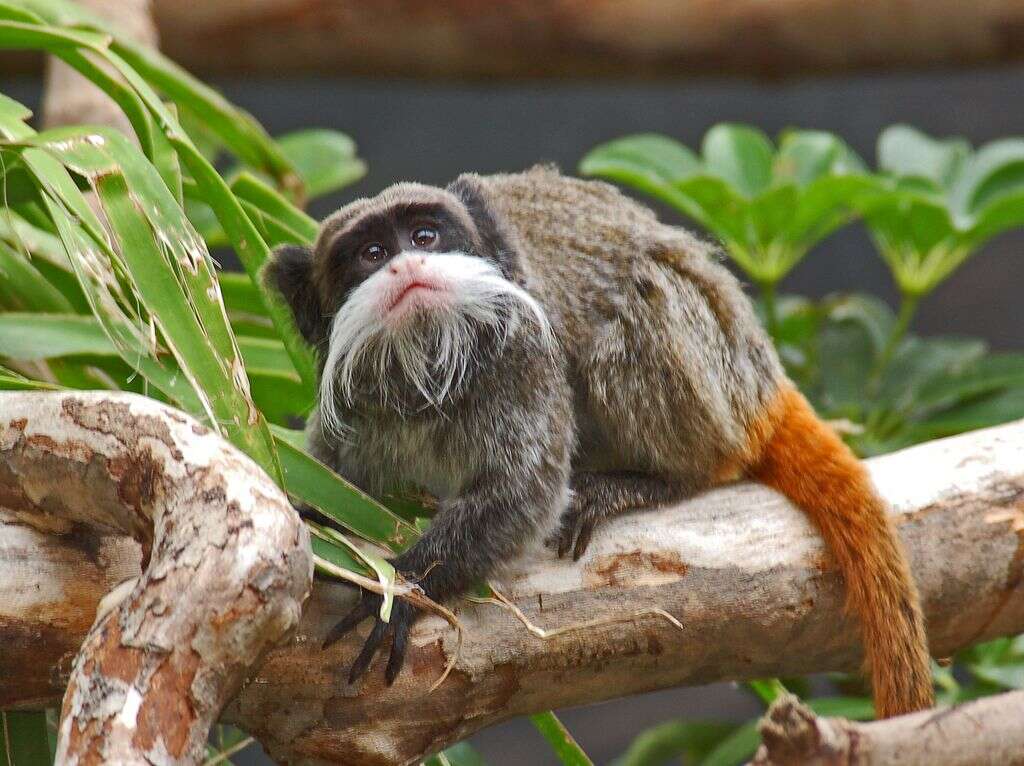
(475, 166, 784, 482)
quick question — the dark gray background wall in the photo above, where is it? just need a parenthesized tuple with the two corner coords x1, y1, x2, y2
(7, 65, 1023, 764)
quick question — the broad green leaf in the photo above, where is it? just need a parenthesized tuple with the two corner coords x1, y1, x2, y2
(775, 129, 866, 187)
(528, 712, 592, 766)
(231, 171, 317, 244)
(0, 15, 315, 390)
(579, 141, 708, 224)
(310, 532, 369, 577)
(0, 238, 73, 311)
(965, 189, 1024, 246)
(702, 123, 774, 198)
(276, 128, 366, 200)
(950, 138, 1024, 218)
(218, 271, 267, 318)
(0, 312, 111, 358)
(7, 126, 280, 479)
(786, 174, 874, 251)
(237, 336, 297, 377)
(672, 175, 749, 253)
(313, 523, 397, 620)
(877, 125, 969, 189)
(748, 184, 797, 254)
(271, 428, 419, 551)
(0, 103, 208, 411)
(0, 208, 73, 273)
(177, 134, 317, 391)
(248, 369, 312, 425)
(583, 125, 873, 285)
(580, 133, 700, 184)
(239, 198, 311, 250)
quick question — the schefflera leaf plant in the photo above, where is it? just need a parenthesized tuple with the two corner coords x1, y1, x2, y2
(861, 124, 1024, 371)
(579, 124, 873, 332)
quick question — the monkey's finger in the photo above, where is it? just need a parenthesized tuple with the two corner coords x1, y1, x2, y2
(322, 600, 371, 648)
(384, 618, 411, 686)
(572, 519, 596, 561)
(556, 518, 578, 558)
(348, 619, 388, 684)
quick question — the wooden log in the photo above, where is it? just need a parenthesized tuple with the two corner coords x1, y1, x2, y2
(0, 391, 311, 764)
(4, 401, 1024, 763)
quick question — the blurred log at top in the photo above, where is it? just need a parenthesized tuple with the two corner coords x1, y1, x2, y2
(106, 0, 1024, 78)
(6, 0, 1024, 78)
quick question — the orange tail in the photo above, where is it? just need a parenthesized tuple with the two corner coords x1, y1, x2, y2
(749, 386, 933, 718)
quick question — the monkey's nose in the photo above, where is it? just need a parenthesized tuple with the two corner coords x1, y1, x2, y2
(391, 253, 428, 276)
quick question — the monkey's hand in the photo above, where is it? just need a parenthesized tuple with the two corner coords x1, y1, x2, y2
(552, 480, 609, 561)
(322, 575, 421, 686)
(553, 472, 692, 560)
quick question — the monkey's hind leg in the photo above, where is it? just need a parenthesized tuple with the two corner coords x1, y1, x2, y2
(553, 471, 696, 561)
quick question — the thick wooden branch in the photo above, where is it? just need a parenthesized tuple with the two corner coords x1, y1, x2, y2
(752, 691, 1024, 765)
(3, 405, 1024, 764)
(0, 392, 311, 764)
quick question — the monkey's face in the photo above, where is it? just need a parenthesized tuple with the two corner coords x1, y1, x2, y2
(265, 182, 548, 429)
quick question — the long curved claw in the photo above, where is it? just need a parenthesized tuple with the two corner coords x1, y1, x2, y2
(384, 605, 413, 685)
(348, 618, 388, 684)
(323, 598, 372, 648)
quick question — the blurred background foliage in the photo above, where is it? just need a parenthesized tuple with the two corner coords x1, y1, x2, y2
(3, 1, 1024, 764)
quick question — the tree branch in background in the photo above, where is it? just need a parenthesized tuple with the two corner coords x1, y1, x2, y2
(0, 391, 312, 763)
(753, 691, 1024, 766)
(3, 408, 1024, 763)
(41, 0, 158, 133)
(137, 1, 1024, 78)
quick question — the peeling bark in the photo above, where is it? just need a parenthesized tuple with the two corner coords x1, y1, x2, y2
(0, 391, 311, 764)
(752, 691, 1024, 765)
(4, 407, 1024, 763)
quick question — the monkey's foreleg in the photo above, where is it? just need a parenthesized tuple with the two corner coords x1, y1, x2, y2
(553, 471, 697, 560)
(325, 465, 570, 684)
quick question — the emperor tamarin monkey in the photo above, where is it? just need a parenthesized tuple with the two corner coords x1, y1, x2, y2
(265, 165, 933, 717)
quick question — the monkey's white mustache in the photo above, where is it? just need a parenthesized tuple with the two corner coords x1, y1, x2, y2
(319, 251, 550, 433)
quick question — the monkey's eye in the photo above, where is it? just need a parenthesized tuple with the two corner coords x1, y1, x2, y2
(411, 226, 438, 249)
(359, 242, 388, 263)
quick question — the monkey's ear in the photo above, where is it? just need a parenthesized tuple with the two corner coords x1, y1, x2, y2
(263, 244, 325, 346)
(448, 174, 519, 280)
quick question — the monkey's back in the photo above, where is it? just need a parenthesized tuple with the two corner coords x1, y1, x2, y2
(479, 165, 784, 478)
